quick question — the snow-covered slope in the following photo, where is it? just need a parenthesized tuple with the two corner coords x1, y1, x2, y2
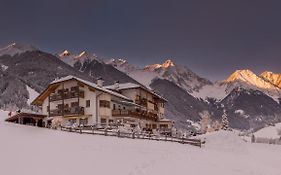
(191, 82, 228, 100)
(0, 43, 36, 56)
(26, 85, 39, 105)
(0, 120, 281, 175)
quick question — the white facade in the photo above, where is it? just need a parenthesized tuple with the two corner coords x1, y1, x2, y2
(33, 76, 173, 129)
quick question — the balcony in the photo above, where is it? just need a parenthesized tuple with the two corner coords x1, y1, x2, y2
(135, 98, 148, 107)
(49, 106, 85, 117)
(50, 90, 84, 102)
(112, 109, 158, 120)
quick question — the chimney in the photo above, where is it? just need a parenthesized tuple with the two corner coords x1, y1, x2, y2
(96, 77, 104, 87)
(114, 80, 119, 89)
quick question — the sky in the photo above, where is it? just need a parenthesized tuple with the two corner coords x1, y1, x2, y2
(1, 0, 281, 81)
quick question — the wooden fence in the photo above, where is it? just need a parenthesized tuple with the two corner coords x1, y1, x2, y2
(60, 126, 202, 147)
(252, 136, 281, 145)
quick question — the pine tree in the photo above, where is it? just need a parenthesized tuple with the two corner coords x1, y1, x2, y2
(221, 110, 229, 130)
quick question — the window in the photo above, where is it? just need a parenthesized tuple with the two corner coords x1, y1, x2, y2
(113, 104, 116, 110)
(71, 86, 79, 92)
(57, 104, 63, 109)
(86, 100, 90, 108)
(100, 100, 110, 108)
(58, 89, 64, 94)
(101, 118, 107, 124)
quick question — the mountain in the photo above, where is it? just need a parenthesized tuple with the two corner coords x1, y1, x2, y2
(221, 88, 281, 130)
(1, 43, 281, 131)
(57, 50, 139, 85)
(193, 69, 281, 102)
(108, 59, 212, 93)
(145, 59, 213, 93)
(150, 78, 212, 129)
(0, 43, 36, 56)
(0, 47, 92, 110)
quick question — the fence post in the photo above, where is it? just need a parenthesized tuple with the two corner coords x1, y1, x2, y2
(132, 132, 135, 139)
(117, 130, 120, 137)
(92, 126, 95, 134)
(105, 128, 108, 136)
(80, 126, 82, 134)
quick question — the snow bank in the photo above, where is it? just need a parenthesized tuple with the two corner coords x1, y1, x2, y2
(1, 112, 281, 175)
(254, 123, 281, 139)
(0, 110, 9, 122)
(203, 131, 248, 154)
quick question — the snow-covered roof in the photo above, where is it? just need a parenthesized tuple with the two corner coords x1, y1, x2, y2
(105, 82, 167, 102)
(105, 82, 141, 90)
(51, 75, 132, 101)
(159, 118, 174, 122)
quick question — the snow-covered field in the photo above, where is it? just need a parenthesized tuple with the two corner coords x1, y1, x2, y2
(1, 110, 281, 175)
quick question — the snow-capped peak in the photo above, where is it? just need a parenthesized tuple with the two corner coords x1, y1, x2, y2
(226, 69, 256, 83)
(0, 42, 36, 56)
(59, 50, 71, 57)
(222, 69, 281, 102)
(107, 58, 128, 66)
(77, 51, 87, 58)
(225, 69, 279, 90)
(162, 59, 175, 68)
(145, 59, 175, 71)
(260, 71, 281, 88)
(58, 50, 97, 66)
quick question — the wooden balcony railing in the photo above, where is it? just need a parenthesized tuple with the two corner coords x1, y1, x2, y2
(50, 90, 84, 102)
(112, 109, 158, 120)
(50, 106, 85, 117)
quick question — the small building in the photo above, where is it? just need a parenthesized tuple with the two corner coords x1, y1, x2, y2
(5, 112, 47, 127)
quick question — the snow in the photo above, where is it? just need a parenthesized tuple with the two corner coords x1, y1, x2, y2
(0, 64, 8, 71)
(0, 111, 281, 175)
(105, 82, 141, 90)
(261, 71, 281, 88)
(26, 85, 39, 105)
(191, 83, 228, 100)
(128, 70, 159, 87)
(254, 123, 281, 139)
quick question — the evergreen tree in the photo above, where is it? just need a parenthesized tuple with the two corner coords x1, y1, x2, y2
(221, 110, 229, 130)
